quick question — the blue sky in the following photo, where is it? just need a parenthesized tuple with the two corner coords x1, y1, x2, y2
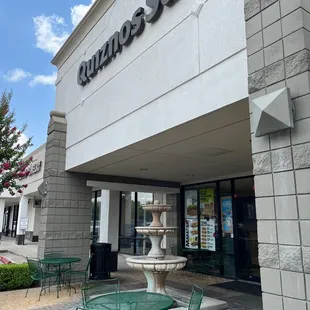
(0, 0, 95, 152)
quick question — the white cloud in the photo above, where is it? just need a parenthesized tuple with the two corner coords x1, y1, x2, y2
(18, 133, 29, 146)
(33, 15, 69, 55)
(71, 0, 96, 28)
(4, 69, 31, 82)
(29, 72, 57, 87)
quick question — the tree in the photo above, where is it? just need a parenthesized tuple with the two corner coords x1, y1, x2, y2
(0, 91, 32, 195)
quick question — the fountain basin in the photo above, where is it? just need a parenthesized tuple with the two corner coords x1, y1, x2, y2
(135, 227, 178, 236)
(126, 255, 187, 272)
(126, 255, 187, 295)
(142, 205, 171, 212)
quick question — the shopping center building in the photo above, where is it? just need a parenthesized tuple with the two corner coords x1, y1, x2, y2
(0, 144, 45, 243)
(7, 0, 310, 309)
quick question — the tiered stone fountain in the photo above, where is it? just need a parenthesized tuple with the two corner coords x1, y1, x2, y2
(126, 201, 187, 295)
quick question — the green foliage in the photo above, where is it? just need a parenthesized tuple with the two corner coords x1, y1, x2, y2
(0, 263, 32, 291)
(0, 90, 33, 195)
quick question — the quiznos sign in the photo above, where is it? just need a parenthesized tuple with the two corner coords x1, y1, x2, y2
(77, 0, 178, 86)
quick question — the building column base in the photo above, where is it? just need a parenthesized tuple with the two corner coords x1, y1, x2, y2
(15, 234, 25, 245)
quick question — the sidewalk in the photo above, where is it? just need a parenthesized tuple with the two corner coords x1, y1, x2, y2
(0, 240, 262, 309)
(0, 237, 37, 263)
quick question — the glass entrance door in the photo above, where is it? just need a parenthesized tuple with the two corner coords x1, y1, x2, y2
(235, 198, 260, 282)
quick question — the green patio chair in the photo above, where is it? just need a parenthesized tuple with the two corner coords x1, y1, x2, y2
(44, 250, 70, 288)
(188, 285, 204, 310)
(176, 285, 204, 310)
(66, 255, 93, 295)
(80, 278, 120, 309)
(25, 257, 57, 301)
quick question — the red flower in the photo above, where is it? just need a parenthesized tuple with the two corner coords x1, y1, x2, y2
(2, 162, 11, 170)
(26, 171, 30, 176)
(17, 189, 23, 193)
(3, 182, 10, 188)
(0, 169, 3, 173)
(29, 156, 33, 161)
(11, 127, 16, 132)
(18, 172, 25, 178)
(22, 184, 28, 188)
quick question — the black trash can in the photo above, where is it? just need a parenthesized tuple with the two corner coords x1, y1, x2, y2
(90, 242, 111, 280)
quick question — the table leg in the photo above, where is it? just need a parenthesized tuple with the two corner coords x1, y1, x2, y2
(57, 265, 61, 298)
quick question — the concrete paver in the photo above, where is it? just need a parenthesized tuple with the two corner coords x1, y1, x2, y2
(0, 237, 37, 263)
(0, 241, 262, 309)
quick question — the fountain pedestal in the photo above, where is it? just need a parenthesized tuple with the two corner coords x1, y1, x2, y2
(144, 271, 169, 295)
(126, 201, 187, 295)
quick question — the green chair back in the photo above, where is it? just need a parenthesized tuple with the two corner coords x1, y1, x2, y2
(188, 285, 203, 310)
(44, 251, 65, 258)
(81, 278, 120, 307)
(79, 255, 93, 282)
(26, 258, 42, 280)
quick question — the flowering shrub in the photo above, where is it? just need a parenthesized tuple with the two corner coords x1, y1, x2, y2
(0, 91, 32, 195)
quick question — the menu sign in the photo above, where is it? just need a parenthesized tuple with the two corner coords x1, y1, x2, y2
(200, 219, 216, 251)
(185, 219, 198, 249)
(221, 197, 233, 235)
(185, 190, 198, 219)
(200, 189, 216, 251)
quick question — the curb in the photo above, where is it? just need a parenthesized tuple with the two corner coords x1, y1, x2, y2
(0, 255, 12, 264)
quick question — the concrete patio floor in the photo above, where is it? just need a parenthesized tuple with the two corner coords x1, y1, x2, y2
(0, 239, 262, 310)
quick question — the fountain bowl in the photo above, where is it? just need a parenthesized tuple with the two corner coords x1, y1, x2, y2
(142, 205, 171, 213)
(126, 255, 187, 295)
(126, 255, 187, 272)
(135, 227, 177, 236)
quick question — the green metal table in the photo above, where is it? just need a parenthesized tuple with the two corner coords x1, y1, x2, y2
(41, 257, 81, 298)
(86, 291, 174, 310)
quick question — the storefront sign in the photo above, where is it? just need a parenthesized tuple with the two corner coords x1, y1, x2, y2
(21, 160, 42, 179)
(20, 217, 28, 230)
(77, 0, 179, 86)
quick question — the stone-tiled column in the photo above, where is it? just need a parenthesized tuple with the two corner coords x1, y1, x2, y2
(245, 0, 310, 309)
(38, 111, 92, 268)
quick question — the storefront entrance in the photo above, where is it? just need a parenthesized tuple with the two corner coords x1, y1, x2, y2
(182, 176, 259, 282)
(2, 205, 19, 237)
(235, 197, 259, 282)
(119, 192, 153, 255)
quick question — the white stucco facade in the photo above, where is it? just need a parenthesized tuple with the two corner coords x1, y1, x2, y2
(52, 0, 248, 171)
(0, 144, 45, 242)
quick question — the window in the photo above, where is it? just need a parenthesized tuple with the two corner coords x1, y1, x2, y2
(184, 183, 217, 251)
(119, 192, 153, 255)
(90, 191, 101, 242)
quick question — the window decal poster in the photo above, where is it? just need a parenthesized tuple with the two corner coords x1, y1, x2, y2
(200, 218, 216, 251)
(200, 189, 215, 218)
(185, 219, 198, 249)
(200, 189, 216, 251)
(185, 190, 198, 218)
(221, 197, 233, 235)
